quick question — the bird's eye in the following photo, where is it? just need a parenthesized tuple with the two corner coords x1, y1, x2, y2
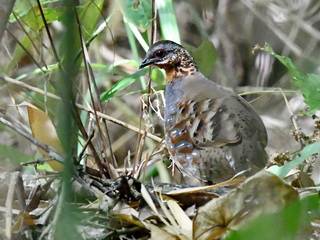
(154, 49, 166, 58)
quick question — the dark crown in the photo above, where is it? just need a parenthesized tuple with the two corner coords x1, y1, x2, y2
(140, 40, 198, 76)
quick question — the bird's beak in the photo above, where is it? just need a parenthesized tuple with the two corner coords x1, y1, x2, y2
(139, 58, 156, 69)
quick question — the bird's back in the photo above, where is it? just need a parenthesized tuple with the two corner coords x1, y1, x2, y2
(165, 72, 268, 183)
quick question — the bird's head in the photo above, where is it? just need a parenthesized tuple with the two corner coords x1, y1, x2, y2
(139, 40, 198, 82)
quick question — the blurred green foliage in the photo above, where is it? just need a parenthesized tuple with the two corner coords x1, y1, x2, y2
(263, 44, 320, 115)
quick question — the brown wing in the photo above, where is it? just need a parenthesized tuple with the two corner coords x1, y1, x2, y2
(175, 98, 242, 148)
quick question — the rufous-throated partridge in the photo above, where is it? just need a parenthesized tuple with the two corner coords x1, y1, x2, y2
(140, 40, 268, 184)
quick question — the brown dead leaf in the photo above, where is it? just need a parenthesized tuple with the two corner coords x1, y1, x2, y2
(291, 171, 315, 188)
(12, 211, 36, 234)
(114, 213, 146, 228)
(27, 104, 64, 171)
(193, 170, 298, 240)
(26, 178, 55, 212)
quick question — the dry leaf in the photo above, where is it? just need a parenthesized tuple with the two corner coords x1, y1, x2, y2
(193, 170, 298, 240)
(27, 104, 64, 171)
(147, 223, 177, 240)
(167, 200, 192, 232)
(141, 184, 192, 239)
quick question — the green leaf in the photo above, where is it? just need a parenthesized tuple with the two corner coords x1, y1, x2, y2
(100, 68, 148, 101)
(158, 0, 180, 43)
(226, 194, 319, 240)
(186, 38, 217, 77)
(18, 7, 62, 30)
(268, 141, 320, 178)
(118, 0, 152, 32)
(302, 73, 320, 114)
(263, 44, 320, 114)
(77, 0, 104, 40)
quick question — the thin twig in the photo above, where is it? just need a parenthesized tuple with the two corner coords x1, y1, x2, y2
(36, 0, 61, 67)
(1, 73, 162, 142)
(89, 106, 162, 142)
(237, 87, 299, 96)
(78, 130, 95, 162)
(12, 12, 48, 70)
(75, 9, 114, 178)
(134, 100, 147, 175)
(5, 29, 45, 72)
(0, 117, 64, 162)
(278, 88, 299, 132)
(73, 105, 109, 178)
(135, 141, 165, 181)
(1, 72, 59, 98)
(133, 0, 158, 174)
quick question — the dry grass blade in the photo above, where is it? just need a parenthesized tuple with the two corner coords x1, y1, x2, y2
(141, 184, 192, 239)
(5, 173, 18, 239)
(167, 177, 244, 195)
(167, 200, 192, 232)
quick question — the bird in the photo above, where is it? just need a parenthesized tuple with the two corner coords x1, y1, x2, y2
(139, 40, 268, 184)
